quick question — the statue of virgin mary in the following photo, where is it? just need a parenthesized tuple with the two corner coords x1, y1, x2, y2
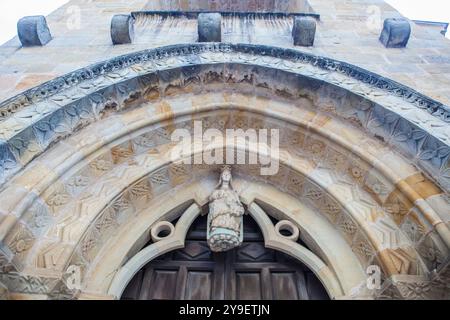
(207, 166, 245, 252)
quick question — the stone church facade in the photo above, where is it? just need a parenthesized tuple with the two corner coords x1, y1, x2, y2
(0, 0, 449, 300)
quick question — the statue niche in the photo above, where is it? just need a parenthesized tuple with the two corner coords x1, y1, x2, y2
(207, 166, 245, 252)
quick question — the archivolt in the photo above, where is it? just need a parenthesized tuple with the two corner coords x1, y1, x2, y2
(0, 44, 449, 189)
(0, 44, 449, 300)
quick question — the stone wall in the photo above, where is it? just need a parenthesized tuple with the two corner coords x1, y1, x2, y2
(0, 0, 450, 106)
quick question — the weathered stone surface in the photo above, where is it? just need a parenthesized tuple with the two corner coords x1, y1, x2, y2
(198, 13, 221, 42)
(17, 16, 52, 47)
(0, 281, 9, 300)
(380, 18, 411, 48)
(207, 166, 244, 252)
(111, 14, 134, 45)
(1, 1, 450, 106)
(292, 17, 316, 47)
(0, 0, 450, 301)
(0, 43, 449, 193)
(143, 0, 312, 13)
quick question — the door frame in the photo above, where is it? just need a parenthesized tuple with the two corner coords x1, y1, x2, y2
(107, 194, 347, 299)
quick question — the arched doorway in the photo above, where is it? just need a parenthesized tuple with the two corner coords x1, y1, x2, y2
(121, 214, 329, 300)
(0, 43, 448, 300)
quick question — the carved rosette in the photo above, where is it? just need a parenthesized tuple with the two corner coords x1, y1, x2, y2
(207, 166, 244, 252)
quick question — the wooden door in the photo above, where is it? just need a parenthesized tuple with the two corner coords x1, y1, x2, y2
(121, 216, 329, 300)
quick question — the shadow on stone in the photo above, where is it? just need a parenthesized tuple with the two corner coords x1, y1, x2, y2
(379, 18, 411, 48)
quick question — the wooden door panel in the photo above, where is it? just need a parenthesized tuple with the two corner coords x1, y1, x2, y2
(236, 272, 263, 300)
(148, 269, 179, 300)
(184, 271, 213, 300)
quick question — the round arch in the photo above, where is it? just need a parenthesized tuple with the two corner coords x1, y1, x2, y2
(0, 44, 448, 300)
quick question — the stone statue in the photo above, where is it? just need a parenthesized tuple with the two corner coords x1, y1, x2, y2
(207, 166, 244, 252)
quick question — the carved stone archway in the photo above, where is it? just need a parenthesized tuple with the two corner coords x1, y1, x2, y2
(115, 201, 333, 301)
(105, 186, 352, 300)
(0, 44, 449, 300)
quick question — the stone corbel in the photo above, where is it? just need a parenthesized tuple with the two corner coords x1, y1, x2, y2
(111, 14, 135, 45)
(17, 16, 52, 47)
(198, 13, 222, 42)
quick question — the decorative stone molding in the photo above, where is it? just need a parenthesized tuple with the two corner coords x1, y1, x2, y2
(347, 273, 449, 300)
(17, 16, 52, 47)
(0, 44, 448, 193)
(141, 0, 314, 13)
(108, 203, 202, 298)
(0, 272, 68, 297)
(0, 272, 78, 300)
(60, 143, 423, 280)
(111, 14, 135, 45)
(0, 245, 16, 273)
(109, 197, 348, 299)
(197, 13, 222, 42)
(292, 16, 316, 47)
(380, 18, 411, 48)
(0, 43, 447, 121)
(1, 161, 446, 299)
